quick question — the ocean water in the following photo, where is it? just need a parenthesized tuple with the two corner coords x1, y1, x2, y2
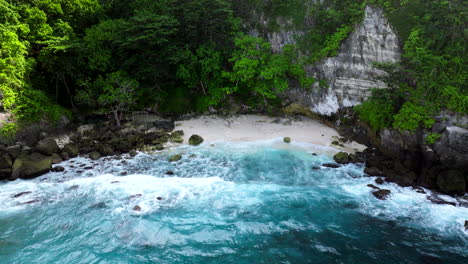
(0, 140, 467, 264)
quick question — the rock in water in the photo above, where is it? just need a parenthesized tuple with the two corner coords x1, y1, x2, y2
(465, 220, 468, 231)
(89, 151, 101, 161)
(436, 170, 466, 195)
(189, 135, 204, 146)
(129, 151, 138, 157)
(375, 177, 385, 184)
(0, 153, 13, 169)
(35, 139, 60, 155)
(322, 163, 341, 169)
(367, 184, 380, 190)
(372, 189, 391, 200)
(12, 153, 52, 179)
(333, 152, 350, 164)
(283, 137, 291, 143)
(171, 130, 184, 143)
(133, 205, 142, 211)
(169, 154, 182, 162)
(51, 166, 65, 172)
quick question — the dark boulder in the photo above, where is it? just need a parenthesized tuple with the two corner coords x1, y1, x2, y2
(129, 151, 138, 157)
(60, 151, 70, 161)
(367, 184, 380, 190)
(35, 139, 60, 155)
(0, 168, 12, 180)
(133, 205, 142, 211)
(333, 152, 350, 164)
(322, 163, 341, 169)
(6, 145, 22, 159)
(63, 144, 79, 157)
(375, 178, 385, 184)
(12, 153, 52, 179)
(98, 145, 115, 156)
(372, 189, 391, 200)
(283, 137, 291, 143)
(436, 170, 466, 195)
(12, 191, 32, 198)
(153, 119, 175, 132)
(364, 167, 381, 176)
(89, 151, 101, 161)
(189, 134, 204, 146)
(0, 153, 12, 169)
(51, 166, 65, 172)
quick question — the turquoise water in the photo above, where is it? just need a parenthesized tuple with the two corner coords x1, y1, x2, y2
(0, 140, 467, 264)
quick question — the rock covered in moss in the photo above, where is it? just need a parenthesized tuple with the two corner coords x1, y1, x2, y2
(171, 130, 184, 143)
(283, 137, 291, 143)
(169, 154, 182, 162)
(89, 151, 101, 161)
(189, 135, 204, 146)
(63, 144, 79, 157)
(12, 153, 52, 180)
(333, 152, 350, 164)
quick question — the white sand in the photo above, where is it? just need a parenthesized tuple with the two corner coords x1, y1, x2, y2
(172, 115, 366, 154)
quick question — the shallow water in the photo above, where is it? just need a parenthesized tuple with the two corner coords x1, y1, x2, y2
(0, 140, 467, 264)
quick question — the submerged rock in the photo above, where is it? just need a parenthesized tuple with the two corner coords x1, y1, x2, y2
(283, 137, 291, 143)
(51, 166, 65, 172)
(165, 171, 174, 175)
(67, 185, 79, 191)
(189, 134, 204, 146)
(322, 163, 341, 169)
(333, 152, 350, 164)
(129, 150, 138, 157)
(372, 189, 391, 200)
(129, 194, 142, 199)
(12, 153, 52, 179)
(375, 178, 385, 185)
(12, 191, 32, 198)
(133, 205, 142, 211)
(367, 184, 380, 190)
(89, 202, 107, 209)
(465, 220, 468, 231)
(169, 154, 182, 162)
(426, 196, 457, 207)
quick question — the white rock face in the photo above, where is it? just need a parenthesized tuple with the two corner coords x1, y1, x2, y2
(284, 6, 401, 115)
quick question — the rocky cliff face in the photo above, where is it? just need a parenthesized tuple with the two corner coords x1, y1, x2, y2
(259, 6, 401, 116)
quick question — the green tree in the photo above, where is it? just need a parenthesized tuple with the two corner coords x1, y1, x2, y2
(76, 71, 138, 126)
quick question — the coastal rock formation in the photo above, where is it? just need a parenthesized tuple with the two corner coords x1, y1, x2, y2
(285, 6, 401, 115)
(11, 153, 52, 180)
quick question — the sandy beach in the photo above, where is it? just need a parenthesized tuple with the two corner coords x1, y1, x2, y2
(173, 115, 366, 154)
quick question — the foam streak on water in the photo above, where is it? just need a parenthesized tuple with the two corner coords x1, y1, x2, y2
(0, 140, 467, 264)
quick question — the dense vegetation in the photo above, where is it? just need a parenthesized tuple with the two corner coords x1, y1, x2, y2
(355, 0, 467, 132)
(0, 0, 466, 135)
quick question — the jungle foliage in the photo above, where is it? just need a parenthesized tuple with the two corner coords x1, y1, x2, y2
(0, 0, 466, 131)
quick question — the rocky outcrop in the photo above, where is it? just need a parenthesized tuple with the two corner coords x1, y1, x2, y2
(11, 153, 52, 180)
(0, 117, 175, 181)
(189, 135, 204, 146)
(284, 6, 401, 116)
(335, 108, 467, 195)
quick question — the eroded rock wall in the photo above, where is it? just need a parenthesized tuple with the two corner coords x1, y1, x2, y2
(258, 5, 401, 116)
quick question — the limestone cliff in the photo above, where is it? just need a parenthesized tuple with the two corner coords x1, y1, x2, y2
(256, 5, 401, 116)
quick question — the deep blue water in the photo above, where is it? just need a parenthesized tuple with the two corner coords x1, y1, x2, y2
(0, 141, 467, 264)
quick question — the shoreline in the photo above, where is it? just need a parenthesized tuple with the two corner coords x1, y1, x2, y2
(173, 115, 366, 154)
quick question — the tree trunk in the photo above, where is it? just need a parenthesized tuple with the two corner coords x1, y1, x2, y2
(113, 109, 121, 127)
